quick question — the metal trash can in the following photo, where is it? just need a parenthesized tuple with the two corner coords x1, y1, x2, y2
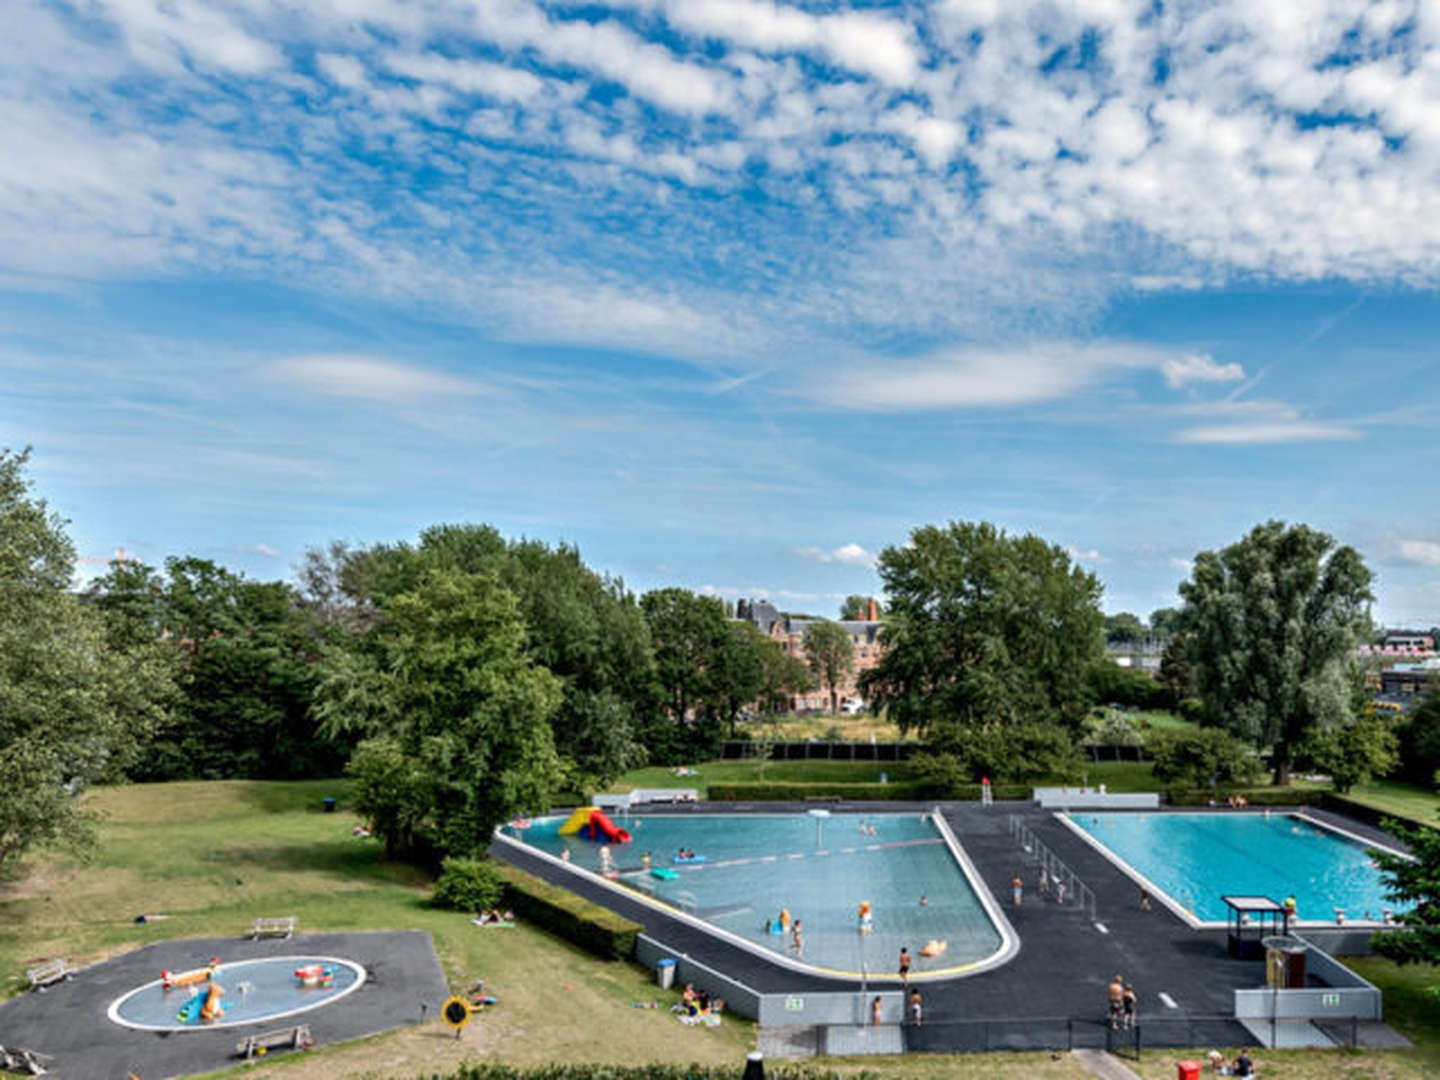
(656, 957, 677, 989)
(323, 797, 337, 814)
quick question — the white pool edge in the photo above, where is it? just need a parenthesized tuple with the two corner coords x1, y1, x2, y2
(492, 809, 1016, 982)
(107, 955, 368, 1032)
(1056, 809, 1410, 930)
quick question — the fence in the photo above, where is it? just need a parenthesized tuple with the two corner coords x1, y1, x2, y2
(1007, 816, 1097, 920)
(719, 741, 915, 762)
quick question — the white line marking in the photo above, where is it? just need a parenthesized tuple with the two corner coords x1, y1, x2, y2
(1094, 922, 1109, 934)
(1159, 992, 1178, 1009)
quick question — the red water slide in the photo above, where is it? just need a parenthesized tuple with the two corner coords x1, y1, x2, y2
(586, 809, 631, 844)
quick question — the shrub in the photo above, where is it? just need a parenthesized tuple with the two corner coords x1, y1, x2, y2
(1086, 709, 1143, 747)
(495, 864, 640, 960)
(940, 722, 1084, 783)
(432, 856, 504, 912)
(430, 1065, 899, 1080)
(1149, 728, 1262, 789)
(1166, 787, 1318, 807)
(1087, 661, 1168, 710)
(1176, 697, 1205, 725)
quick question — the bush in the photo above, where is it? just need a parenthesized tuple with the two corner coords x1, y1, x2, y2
(1395, 691, 1440, 787)
(1176, 697, 1205, 725)
(1087, 661, 1169, 710)
(495, 864, 640, 960)
(936, 722, 1084, 783)
(1086, 709, 1143, 747)
(1149, 727, 1262, 789)
(432, 856, 504, 912)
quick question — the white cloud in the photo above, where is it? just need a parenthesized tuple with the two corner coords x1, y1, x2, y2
(1067, 547, 1109, 565)
(264, 356, 485, 401)
(802, 343, 1176, 411)
(1168, 557, 1194, 573)
(795, 543, 877, 568)
(1162, 354, 1246, 390)
(1397, 539, 1440, 567)
(1175, 421, 1359, 445)
(242, 542, 281, 557)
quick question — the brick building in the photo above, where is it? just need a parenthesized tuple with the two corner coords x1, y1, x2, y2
(734, 597, 884, 712)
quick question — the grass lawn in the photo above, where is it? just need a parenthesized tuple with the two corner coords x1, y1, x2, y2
(1292, 778, 1440, 827)
(738, 713, 913, 743)
(612, 759, 916, 796)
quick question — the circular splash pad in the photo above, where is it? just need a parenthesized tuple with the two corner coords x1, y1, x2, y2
(108, 955, 366, 1031)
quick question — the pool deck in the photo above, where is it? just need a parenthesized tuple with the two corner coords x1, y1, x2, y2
(495, 802, 1402, 1048)
(0, 930, 446, 1080)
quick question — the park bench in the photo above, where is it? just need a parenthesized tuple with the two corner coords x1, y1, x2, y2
(0, 1044, 53, 1076)
(235, 1024, 314, 1061)
(24, 959, 73, 992)
(249, 916, 297, 940)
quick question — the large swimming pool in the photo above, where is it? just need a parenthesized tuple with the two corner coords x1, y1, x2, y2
(1064, 811, 1404, 925)
(502, 812, 1008, 978)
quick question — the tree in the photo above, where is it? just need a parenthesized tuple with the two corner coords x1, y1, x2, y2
(90, 558, 345, 781)
(805, 620, 855, 714)
(755, 632, 813, 715)
(1158, 632, 1194, 704)
(860, 521, 1104, 739)
(315, 569, 563, 860)
(839, 595, 880, 620)
(0, 449, 171, 874)
(1148, 728, 1263, 790)
(1178, 521, 1374, 785)
(1308, 710, 1398, 794)
(320, 526, 658, 787)
(1371, 819, 1440, 966)
(709, 622, 766, 736)
(1149, 607, 1183, 639)
(1104, 612, 1146, 645)
(1397, 690, 1440, 788)
(640, 588, 730, 727)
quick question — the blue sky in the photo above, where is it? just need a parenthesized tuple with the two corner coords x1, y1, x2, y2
(4, 0, 1440, 623)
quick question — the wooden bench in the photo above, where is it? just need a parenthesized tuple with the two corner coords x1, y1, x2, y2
(235, 1024, 314, 1061)
(0, 1044, 54, 1076)
(249, 916, 297, 940)
(24, 960, 73, 992)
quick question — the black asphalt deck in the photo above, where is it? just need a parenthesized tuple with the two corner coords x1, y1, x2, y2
(494, 802, 1398, 1050)
(0, 931, 446, 1080)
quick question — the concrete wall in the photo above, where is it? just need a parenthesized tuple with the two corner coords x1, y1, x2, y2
(1232, 937, 1382, 1022)
(1034, 789, 1161, 809)
(636, 935, 905, 1028)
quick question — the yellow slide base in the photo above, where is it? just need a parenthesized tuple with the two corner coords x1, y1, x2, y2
(557, 807, 593, 836)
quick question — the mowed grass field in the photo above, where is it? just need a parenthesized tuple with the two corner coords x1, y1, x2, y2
(2, 779, 1436, 1080)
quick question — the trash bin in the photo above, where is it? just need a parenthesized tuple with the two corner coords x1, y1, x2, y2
(1176, 1061, 1202, 1080)
(656, 957, 677, 989)
(323, 797, 337, 814)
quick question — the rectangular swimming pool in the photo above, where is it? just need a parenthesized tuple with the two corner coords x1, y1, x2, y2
(501, 811, 1011, 979)
(1063, 811, 1405, 925)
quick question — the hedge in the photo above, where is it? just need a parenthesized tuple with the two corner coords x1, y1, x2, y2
(705, 781, 1031, 801)
(420, 1065, 881, 1080)
(1165, 787, 1321, 807)
(495, 864, 641, 960)
(1316, 791, 1432, 830)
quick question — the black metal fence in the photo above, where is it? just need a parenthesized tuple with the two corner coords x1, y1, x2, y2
(872, 1013, 1372, 1055)
(719, 741, 915, 762)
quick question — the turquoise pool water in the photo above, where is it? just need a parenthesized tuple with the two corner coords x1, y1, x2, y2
(1067, 812, 1402, 924)
(505, 812, 1003, 974)
(108, 956, 365, 1031)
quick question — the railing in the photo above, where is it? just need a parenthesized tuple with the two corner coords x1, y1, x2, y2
(1008, 816, 1097, 920)
(719, 741, 915, 762)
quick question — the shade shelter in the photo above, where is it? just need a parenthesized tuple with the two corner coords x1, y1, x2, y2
(1221, 895, 1289, 960)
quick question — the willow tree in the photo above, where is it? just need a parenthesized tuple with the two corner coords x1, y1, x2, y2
(1178, 521, 1372, 786)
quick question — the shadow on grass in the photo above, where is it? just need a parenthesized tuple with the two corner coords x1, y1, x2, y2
(224, 838, 430, 888)
(236, 778, 358, 816)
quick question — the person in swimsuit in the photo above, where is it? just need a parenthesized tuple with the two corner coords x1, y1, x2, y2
(871, 995, 882, 1026)
(1122, 983, 1137, 1029)
(898, 946, 911, 987)
(1107, 974, 1124, 1029)
(791, 918, 803, 955)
